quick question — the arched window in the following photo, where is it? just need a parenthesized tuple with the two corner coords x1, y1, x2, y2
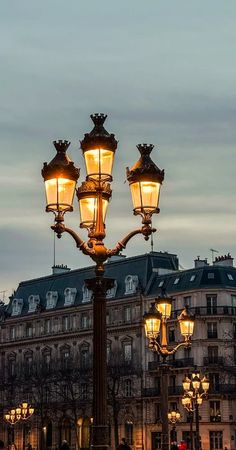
(64, 288, 77, 306)
(125, 275, 139, 295)
(82, 285, 92, 303)
(125, 421, 133, 445)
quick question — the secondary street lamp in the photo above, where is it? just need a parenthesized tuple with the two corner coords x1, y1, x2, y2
(182, 373, 209, 450)
(143, 294, 194, 450)
(168, 410, 180, 442)
(5, 403, 34, 450)
(42, 113, 164, 450)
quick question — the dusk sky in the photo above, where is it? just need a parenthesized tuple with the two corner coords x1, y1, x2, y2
(1, 0, 236, 299)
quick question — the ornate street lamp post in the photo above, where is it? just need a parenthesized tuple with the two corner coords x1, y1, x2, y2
(182, 373, 209, 450)
(168, 410, 180, 443)
(42, 113, 164, 450)
(143, 295, 194, 450)
(5, 403, 34, 450)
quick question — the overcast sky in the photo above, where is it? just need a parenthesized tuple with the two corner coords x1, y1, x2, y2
(1, 0, 236, 298)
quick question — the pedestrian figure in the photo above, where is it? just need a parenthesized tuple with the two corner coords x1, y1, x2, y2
(171, 442, 178, 450)
(117, 438, 131, 450)
(59, 441, 70, 450)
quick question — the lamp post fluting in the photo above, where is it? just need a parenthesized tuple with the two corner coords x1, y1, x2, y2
(182, 373, 209, 450)
(42, 113, 165, 450)
(143, 295, 194, 450)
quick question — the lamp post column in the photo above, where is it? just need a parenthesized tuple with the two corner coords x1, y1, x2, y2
(161, 364, 169, 450)
(195, 402, 200, 450)
(189, 412, 193, 450)
(86, 275, 114, 450)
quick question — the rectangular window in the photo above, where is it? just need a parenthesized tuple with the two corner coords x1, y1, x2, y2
(45, 319, 51, 334)
(209, 431, 223, 450)
(207, 322, 218, 339)
(206, 295, 217, 314)
(209, 373, 220, 392)
(10, 327, 16, 340)
(124, 306, 131, 322)
(81, 314, 89, 329)
(210, 401, 221, 422)
(26, 324, 33, 338)
(123, 342, 132, 362)
(208, 346, 218, 363)
(63, 316, 69, 331)
(168, 327, 175, 342)
(124, 379, 132, 397)
(154, 403, 161, 422)
(80, 383, 88, 400)
(184, 296, 191, 307)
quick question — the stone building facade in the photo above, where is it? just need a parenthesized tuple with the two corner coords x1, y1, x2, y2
(0, 251, 236, 450)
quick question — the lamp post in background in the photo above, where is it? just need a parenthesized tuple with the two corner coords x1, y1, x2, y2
(143, 296, 194, 450)
(5, 403, 34, 450)
(168, 410, 180, 443)
(182, 373, 209, 450)
(42, 113, 165, 450)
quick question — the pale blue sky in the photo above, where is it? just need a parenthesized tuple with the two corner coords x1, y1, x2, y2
(1, 0, 236, 296)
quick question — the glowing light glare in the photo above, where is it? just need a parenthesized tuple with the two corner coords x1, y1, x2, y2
(130, 181, 160, 213)
(156, 297, 172, 319)
(144, 317, 161, 339)
(79, 197, 108, 228)
(45, 178, 76, 211)
(84, 148, 114, 179)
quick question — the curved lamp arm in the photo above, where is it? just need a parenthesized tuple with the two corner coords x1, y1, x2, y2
(108, 226, 156, 257)
(51, 223, 95, 258)
(148, 339, 189, 357)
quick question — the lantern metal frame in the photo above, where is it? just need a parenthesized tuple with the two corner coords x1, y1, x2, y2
(5, 402, 34, 425)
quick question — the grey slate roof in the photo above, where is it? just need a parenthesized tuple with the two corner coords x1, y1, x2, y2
(6, 251, 236, 317)
(6, 251, 178, 316)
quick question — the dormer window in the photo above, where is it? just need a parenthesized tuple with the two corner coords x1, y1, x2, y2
(46, 291, 58, 310)
(158, 280, 164, 287)
(125, 275, 139, 295)
(190, 275, 196, 282)
(82, 285, 92, 303)
(173, 278, 180, 285)
(28, 295, 40, 313)
(106, 280, 118, 299)
(64, 287, 77, 306)
(208, 273, 215, 279)
(227, 273, 234, 281)
(11, 298, 23, 316)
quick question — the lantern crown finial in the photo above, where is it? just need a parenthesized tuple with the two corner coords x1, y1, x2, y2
(90, 113, 107, 127)
(80, 113, 118, 153)
(127, 143, 164, 184)
(137, 143, 154, 157)
(53, 140, 71, 152)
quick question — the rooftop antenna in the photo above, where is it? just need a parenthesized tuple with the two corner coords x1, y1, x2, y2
(210, 248, 219, 264)
(53, 232, 56, 267)
(151, 230, 154, 252)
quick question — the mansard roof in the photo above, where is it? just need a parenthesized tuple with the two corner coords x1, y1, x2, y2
(7, 251, 178, 316)
(6, 251, 236, 317)
(147, 264, 236, 297)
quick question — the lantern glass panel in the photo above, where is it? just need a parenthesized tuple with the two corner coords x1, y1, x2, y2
(79, 197, 108, 228)
(84, 148, 114, 180)
(130, 181, 160, 213)
(183, 377, 191, 391)
(201, 377, 210, 392)
(179, 318, 194, 338)
(192, 377, 201, 390)
(144, 316, 161, 339)
(156, 299, 172, 319)
(45, 178, 76, 211)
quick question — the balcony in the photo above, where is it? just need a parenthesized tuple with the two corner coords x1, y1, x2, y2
(142, 385, 183, 397)
(148, 358, 194, 372)
(209, 384, 236, 395)
(172, 358, 194, 368)
(203, 357, 223, 366)
(171, 306, 236, 319)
